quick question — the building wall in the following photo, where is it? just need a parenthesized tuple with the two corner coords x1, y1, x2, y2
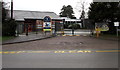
(16, 22, 24, 34)
(17, 19, 64, 34)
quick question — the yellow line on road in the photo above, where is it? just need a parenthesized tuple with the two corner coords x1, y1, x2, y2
(54, 50, 92, 53)
(27, 51, 51, 53)
(9, 51, 16, 54)
(3, 52, 9, 54)
(0, 50, 120, 54)
(76, 35, 80, 36)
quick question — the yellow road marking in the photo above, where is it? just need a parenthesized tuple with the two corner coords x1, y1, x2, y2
(28, 51, 51, 53)
(77, 51, 84, 53)
(87, 51, 92, 53)
(0, 50, 120, 54)
(3, 52, 9, 54)
(54, 50, 92, 53)
(54, 51, 66, 53)
(69, 50, 77, 53)
(9, 52, 16, 54)
(76, 35, 80, 36)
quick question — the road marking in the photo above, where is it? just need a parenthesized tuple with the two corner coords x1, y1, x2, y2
(9, 51, 16, 54)
(3, 52, 9, 54)
(1, 50, 120, 54)
(76, 35, 80, 36)
(27, 51, 51, 53)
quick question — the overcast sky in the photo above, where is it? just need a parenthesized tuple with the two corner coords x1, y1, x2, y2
(4, 0, 93, 19)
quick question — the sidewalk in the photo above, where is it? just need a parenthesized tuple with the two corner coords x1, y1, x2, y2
(2, 32, 54, 45)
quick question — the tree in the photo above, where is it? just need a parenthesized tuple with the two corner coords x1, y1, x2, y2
(2, 2, 8, 22)
(60, 5, 76, 19)
(2, 1, 17, 36)
(88, 2, 120, 34)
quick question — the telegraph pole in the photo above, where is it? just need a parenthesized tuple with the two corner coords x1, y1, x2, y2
(11, 0, 13, 19)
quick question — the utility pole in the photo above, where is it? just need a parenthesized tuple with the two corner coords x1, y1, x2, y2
(11, 0, 13, 19)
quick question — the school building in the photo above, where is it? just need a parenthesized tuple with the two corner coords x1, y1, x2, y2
(10, 10, 64, 34)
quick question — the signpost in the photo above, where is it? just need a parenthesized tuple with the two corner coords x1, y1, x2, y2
(114, 22, 119, 37)
(43, 16, 52, 35)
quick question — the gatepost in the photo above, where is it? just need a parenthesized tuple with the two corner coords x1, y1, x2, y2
(114, 22, 119, 37)
(95, 27, 100, 38)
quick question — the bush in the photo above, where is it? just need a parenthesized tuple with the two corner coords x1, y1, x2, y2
(68, 24, 80, 29)
(2, 19, 17, 36)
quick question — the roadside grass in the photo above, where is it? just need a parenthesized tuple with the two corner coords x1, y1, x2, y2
(2, 36, 15, 41)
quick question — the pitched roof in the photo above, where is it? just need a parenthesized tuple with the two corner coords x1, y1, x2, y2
(9, 10, 60, 21)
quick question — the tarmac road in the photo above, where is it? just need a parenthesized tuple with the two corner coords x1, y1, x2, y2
(2, 34, 119, 68)
(2, 36, 118, 51)
(2, 52, 118, 68)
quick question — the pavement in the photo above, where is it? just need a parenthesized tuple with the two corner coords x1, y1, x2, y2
(2, 32, 54, 45)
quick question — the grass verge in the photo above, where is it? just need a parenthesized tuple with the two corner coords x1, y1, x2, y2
(2, 36, 15, 41)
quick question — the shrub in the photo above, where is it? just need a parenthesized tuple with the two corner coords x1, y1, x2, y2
(68, 24, 80, 29)
(2, 19, 17, 36)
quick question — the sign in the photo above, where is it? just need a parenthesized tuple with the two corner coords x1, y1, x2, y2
(95, 23, 109, 31)
(44, 16, 51, 22)
(99, 24, 109, 31)
(117, 29, 120, 31)
(114, 22, 119, 26)
(43, 16, 52, 31)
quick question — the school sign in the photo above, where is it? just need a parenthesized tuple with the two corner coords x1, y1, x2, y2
(43, 16, 52, 32)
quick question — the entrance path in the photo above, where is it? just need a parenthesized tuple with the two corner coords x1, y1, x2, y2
(2, 32, 53, 45)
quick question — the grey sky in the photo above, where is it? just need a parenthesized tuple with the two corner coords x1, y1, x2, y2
(3, 0, 93, 19)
